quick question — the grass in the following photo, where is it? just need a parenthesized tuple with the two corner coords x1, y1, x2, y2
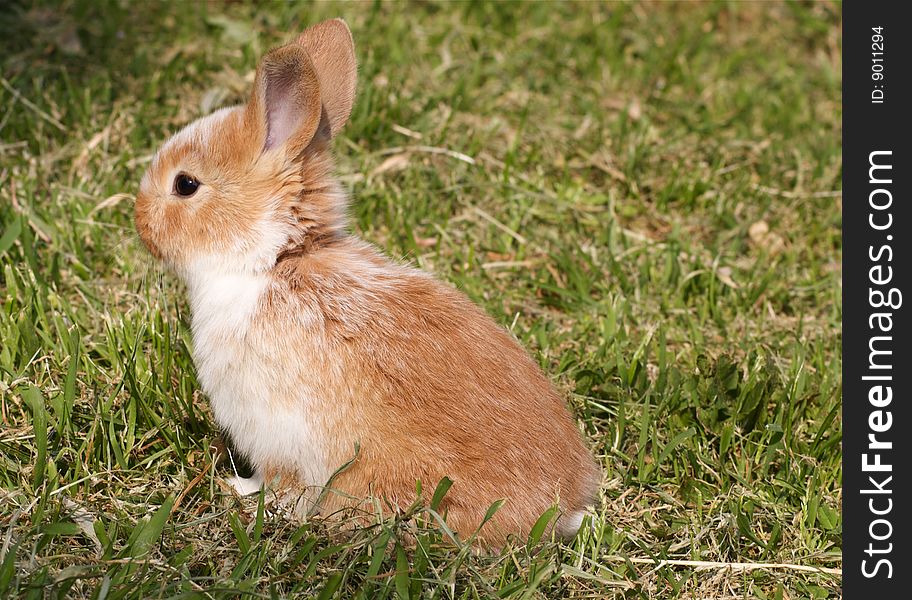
(0, 0, 842, 598)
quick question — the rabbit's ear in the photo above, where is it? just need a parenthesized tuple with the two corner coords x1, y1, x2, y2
(246, 43, 323, 155)
(294, 18, 357, 138)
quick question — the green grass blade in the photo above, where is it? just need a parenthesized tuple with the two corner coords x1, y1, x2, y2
(22, 386, 48, 489)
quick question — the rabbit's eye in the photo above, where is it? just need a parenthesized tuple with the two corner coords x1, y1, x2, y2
(173, 173, 201, 197)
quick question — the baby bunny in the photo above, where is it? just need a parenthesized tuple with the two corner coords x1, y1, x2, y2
(135, 18, 600, 546)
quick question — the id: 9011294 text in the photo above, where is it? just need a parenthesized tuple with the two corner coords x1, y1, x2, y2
(872, 26, 884, 104)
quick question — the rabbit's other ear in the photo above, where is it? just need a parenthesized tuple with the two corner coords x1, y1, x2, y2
(294, 18, 357, 138)
(246, 43, 323, 155)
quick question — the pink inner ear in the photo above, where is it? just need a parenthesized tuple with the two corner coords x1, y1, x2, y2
(264, 73, 303, 151)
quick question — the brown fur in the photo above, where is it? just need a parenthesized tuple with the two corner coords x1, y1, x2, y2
(292, 19, 357, 138)
(135, 19, 601, 547)
(265, 242, 600, 543)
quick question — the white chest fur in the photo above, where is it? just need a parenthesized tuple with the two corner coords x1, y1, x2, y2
(185, 267, 331, 492)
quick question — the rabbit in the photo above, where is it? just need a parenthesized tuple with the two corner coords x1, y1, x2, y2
(134, 18, 600, 546)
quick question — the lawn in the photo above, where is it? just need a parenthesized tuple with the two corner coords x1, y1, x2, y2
(0, 1, 842, 598)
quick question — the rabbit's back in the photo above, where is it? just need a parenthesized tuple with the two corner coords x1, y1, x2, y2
(262, 238, 600, 542)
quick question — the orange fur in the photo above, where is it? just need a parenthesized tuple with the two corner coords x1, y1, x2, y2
(135, 19, 600, 547)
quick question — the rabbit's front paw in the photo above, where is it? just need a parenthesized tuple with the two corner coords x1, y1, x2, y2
(226, 473, 264, 496)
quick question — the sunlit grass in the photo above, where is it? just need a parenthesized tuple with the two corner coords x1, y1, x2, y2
(1, 1, 841, 597)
